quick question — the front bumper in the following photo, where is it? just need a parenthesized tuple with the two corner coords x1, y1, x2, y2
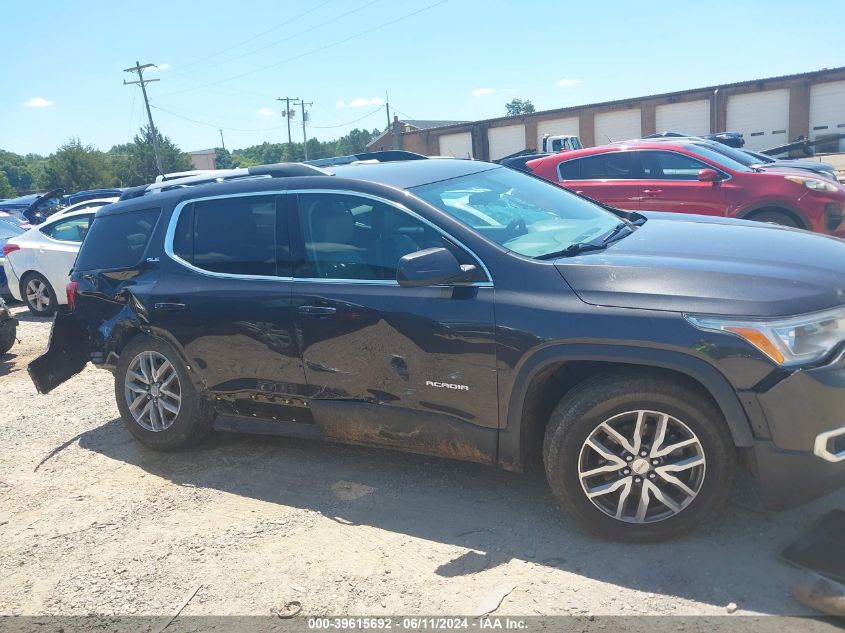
(749, 346, 845, 508)
(2, 260, 21, 301)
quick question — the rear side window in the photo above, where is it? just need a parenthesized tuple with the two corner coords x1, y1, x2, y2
(171, 195, 283, 277)
(74, 209, 160, 271)
(559, 153, 633, 180)
(41, 215, 93, 242)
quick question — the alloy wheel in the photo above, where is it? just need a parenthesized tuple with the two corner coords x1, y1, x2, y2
(25, 279, 50, 312)
(124, 350, 182, 432)
(578, 410, 706, 523)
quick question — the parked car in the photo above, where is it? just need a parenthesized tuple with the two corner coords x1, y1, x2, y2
(644, 131, 745, 148)
(526, 139, 845, 234)
(3, 207, 97, 315)
(63, 188, 123, 207)
(0, 220, 26, 297)
(0, 296, 16, 355)
(0, 189, 65, 225)
(498, 152, 551, 172)
(739, 149, 838, 182)
(48, 197, 118, 221)
(28, 156, 845, 542)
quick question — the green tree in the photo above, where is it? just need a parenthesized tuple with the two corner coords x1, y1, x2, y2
(41, 139, 114, 192)
(109, 126, 193, 186)
(0, 171, 14, 198)
(0, 150, 41, 194)
(505, 98, 536, 116)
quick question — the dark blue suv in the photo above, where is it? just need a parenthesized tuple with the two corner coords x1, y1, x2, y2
(30, 155, 845, 541)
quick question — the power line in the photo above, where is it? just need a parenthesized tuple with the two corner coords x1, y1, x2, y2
(175, 0, 335, 73)
(150, 104, 286, 132)
(178, 0, 382, 78)
(123, 61, 163, 174)
(157, 0, 448, 99)
(310, 105, 384, 129)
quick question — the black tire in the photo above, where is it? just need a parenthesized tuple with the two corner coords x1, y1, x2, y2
(115, 334, 213, 451)
(20, 272, 58, 316)
(543, 371, 735, 542)
(749, 209, 800, 228)
(0, 323, 15, 355)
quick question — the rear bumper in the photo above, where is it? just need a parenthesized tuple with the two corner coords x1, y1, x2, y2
(750, 347, 845, 508)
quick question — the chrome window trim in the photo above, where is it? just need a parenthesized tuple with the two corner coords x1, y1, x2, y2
(630, 149, 733, 183)
(163, 189, 494, 287)
(556, 149, 732, 183)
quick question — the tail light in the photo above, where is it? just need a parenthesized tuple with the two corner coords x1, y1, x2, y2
(1, 243, 20, 257)
(66, 281, 79, 312)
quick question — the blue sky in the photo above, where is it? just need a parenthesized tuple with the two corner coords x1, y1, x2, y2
(2, 0, 844, 155)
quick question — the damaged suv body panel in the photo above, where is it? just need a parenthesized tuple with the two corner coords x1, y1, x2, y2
(29, 157, 845, 523)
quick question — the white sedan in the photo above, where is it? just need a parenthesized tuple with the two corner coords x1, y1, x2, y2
(2, 198, 116, 315)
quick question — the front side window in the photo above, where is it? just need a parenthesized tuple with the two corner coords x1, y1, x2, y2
(638, 151, 709, 180)
(41, 215, 93, 242)
(558, 152, 633, 181)
(172, 195, 280, 277)
(296, 192, 478, 281)
(412, 166, 624, 258)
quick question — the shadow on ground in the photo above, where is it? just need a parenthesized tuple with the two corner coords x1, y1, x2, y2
(78, 418, 838, 615)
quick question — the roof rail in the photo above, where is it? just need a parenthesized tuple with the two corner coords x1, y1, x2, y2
(305, 150, 428, 168)
(119, 162, 332, 200)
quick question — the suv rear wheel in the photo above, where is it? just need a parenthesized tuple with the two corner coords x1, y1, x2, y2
(543, 372, 735, 542)
(115, 335, 213, 450)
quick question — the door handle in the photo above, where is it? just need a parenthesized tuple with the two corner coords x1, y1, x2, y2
(154, 302, 186, 312)
(643, 189, 663, 195)
(298, 305, 337, 317)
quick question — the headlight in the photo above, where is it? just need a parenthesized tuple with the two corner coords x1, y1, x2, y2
(784, 175, 839, 193)
(686, 305, 845, 366)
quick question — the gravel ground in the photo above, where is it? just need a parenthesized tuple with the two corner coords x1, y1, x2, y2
(1, 302, 844, 622)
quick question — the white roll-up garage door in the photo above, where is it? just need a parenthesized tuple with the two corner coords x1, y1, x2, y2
(655, 100, 710, 136)
(594, 110, 641, 145)
(537, 117, 579, 150)
(726, 89, 789, 150)
(810, 80, 845, 151)
(438, 132, 473, 158)
(487, 124, 526, 160)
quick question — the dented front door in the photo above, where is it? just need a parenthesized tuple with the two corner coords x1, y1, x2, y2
(289, 191, 499, 463)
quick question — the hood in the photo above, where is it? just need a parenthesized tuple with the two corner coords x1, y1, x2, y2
(555, 213, 845, 317)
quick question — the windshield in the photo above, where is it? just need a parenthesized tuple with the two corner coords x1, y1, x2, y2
(686, 143, 754, 172)
(411, 167, 624, 258)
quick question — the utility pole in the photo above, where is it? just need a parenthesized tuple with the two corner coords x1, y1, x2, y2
(385, 91, 391, 130)
(123, 61, 163, 175)
(219, 129, 226, 151)
(277, 97, 299, 149)
(296, 100, 313, 160)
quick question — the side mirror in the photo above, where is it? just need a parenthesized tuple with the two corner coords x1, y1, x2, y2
(396, 247, 477, 288)
(698, 168, 722, 183)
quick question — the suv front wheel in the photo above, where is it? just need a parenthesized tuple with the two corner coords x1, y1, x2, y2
(115, 335, 213, 450)
(543, 371, 735, 542)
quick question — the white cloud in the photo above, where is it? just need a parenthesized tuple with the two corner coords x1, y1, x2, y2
(347, 97, 384, 108)
(256, 107, 275, 118)
(471, 88, 497, 97)
(22, 97, 54, 108)
(557, 78, 581, 88)
(336, 100, 345, 109)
